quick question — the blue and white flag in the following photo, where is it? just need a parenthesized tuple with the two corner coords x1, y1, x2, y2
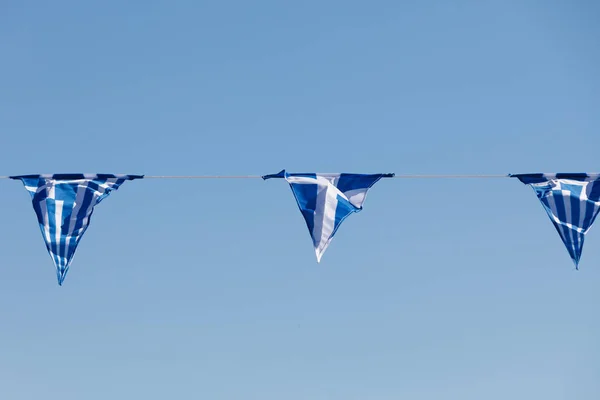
(11, 174, 143, 285)
(511, 173, 600, 268)
(263, 170, 394, 262)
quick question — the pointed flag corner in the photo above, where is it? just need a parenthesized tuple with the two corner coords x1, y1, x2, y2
(262, 170, 286, 180)
(315, 249, 324, 263)
(57, 269, 68, 286)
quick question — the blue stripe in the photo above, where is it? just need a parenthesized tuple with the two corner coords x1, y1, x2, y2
(511, 172, 600, 184)
(11, 174, 143, 180)
(587, 180, 600, 201)
(332, 195, 359, 237)
(336, 174, 385, 197)
(582, 201, 596, 231)
(551, 194, 567, 229)
(555, 173, 589, 180)
(263, 170, 394, 182)
(288, 176, 317, 243)
(262, 170, 286, 180)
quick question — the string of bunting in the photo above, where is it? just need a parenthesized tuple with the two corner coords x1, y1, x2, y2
(3, 171, 599, 285)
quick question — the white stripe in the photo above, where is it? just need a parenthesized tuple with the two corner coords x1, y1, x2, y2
(54, 200, 63, 263)
(285, 176, 317, 185)
(579, 182, 588, 229)
(315, 184, 339, 262)
(40, 184, 52, 247)
(312, 183, 327, 252)
(285, 175, 350, 262)
(343, 188, 369, 208)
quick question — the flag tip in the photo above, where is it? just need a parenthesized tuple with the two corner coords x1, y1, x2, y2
(57, 270, 68, 286)
(315, 250, 323, 263)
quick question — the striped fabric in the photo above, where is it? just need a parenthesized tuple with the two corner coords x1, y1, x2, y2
(511, 173, 600, 268)
(263, 170, 394, 262)
(11, 174, 143, 285)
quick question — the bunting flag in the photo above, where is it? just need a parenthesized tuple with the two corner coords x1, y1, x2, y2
(10, 174, 143, 285)
(263, 170, 394, 262)
(511, 173, 600, 268)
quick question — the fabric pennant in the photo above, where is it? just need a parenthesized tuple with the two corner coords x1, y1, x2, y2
(11, 174, 143, 285)
(511, 173, 600, 268)
(263, 170, 394, 262)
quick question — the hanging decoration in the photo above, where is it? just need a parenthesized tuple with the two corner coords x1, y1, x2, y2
(263, 170, 394, 262)
(0, 171, 597, 286)
(11, 174, 143, 285)
(511, 173, 600, 268)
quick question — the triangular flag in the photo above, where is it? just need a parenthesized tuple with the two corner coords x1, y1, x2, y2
(263, 170, 393, 261)
(511, 173, 600, 268)
(11, 174, 143, 285)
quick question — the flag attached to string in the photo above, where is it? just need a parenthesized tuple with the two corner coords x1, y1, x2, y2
(511, 173, 600, 268)
(10, 174, 143, 285)
(263, 170, 394, 262)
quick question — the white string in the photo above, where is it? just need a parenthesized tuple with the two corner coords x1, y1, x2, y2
(143, 175, 264, 179)
(391, 174, 508, 179)
(0, 174, 511, 179)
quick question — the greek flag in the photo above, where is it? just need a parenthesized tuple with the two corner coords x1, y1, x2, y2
(11, 174, 143, 285)
(263, 170, 394, 262)
(511, 173, 600, 268)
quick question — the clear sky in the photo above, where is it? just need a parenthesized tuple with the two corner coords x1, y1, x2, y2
(1, 1, 599, 399)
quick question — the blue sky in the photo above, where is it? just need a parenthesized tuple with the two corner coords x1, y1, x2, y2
(1, 1, 599, 398)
